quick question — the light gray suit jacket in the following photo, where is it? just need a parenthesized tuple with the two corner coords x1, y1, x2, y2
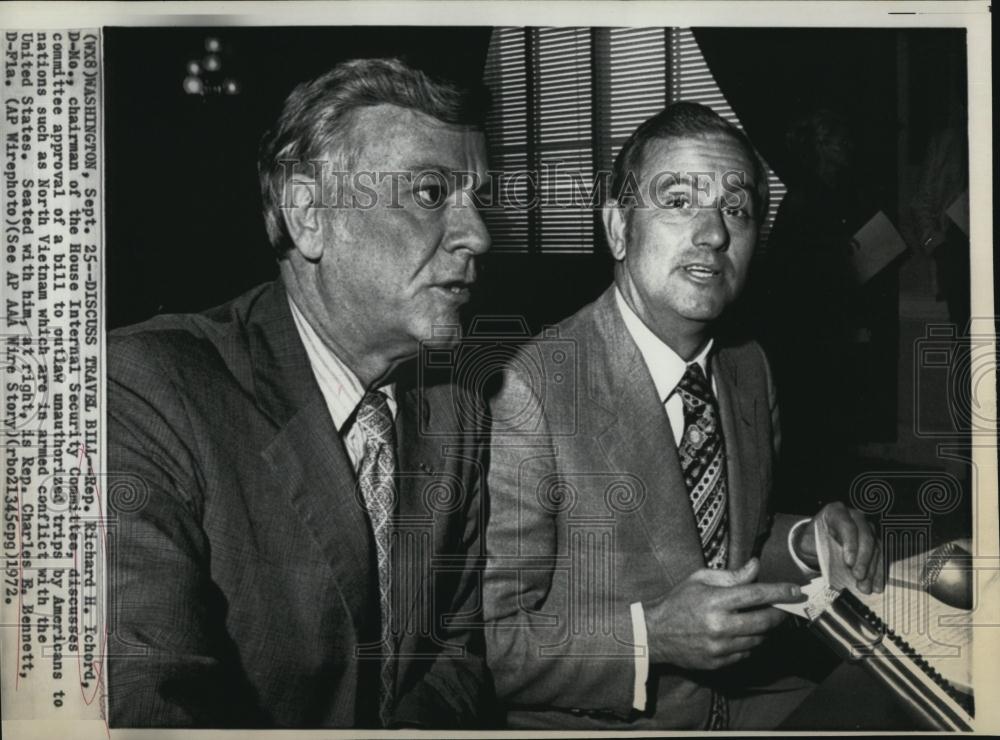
(484, 286, 806, 729)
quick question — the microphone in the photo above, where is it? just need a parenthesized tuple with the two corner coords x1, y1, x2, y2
(921, 540, 973, 611)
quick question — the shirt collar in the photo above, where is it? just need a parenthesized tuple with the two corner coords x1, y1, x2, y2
(288, 296, 397, 432)
(614, 286, 713, 404)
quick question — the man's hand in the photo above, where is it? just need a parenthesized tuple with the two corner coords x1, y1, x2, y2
(643, 558, 803, 670)
(794, 502, 885, 594)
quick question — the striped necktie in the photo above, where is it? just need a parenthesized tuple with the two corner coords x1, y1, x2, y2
(356, 390, 397, 727)
(676, 362, 730, 729)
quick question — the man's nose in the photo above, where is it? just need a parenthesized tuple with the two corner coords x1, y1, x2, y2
(444, 194, 491, 256)
(691, 207, 730, 251)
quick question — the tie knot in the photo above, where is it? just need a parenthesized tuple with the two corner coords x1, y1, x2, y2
(356, 390, 394, 443)
(677, 362, 713, 404)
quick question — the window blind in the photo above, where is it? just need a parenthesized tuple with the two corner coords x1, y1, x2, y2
(606, 27, 668, 158)
(535, 28, 594, 253)
(481, 28, 530, 252)
(482, 27, 785, 253)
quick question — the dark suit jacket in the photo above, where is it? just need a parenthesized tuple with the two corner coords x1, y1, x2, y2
(107, 280, 489, 728)
(484, 286, 807, 730)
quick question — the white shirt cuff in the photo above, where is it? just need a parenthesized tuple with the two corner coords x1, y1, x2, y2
(630, 601, 649, 711)
(788, 517, 821, 575)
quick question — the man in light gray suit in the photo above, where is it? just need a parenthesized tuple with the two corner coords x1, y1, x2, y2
(484, 103, 883, 730)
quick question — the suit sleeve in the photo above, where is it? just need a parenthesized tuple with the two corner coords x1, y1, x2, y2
(107, 335, 266, 727)
(483, 366, 637, 719)
(751, 343, 815, 585)
(392, 421, 491, 728)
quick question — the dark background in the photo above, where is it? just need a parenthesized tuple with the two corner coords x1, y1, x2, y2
(104, 27, 968, 330)
(104, 27, 975, 537)
(104, 27, 493, 325)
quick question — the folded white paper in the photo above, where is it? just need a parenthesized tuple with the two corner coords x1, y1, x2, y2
(945, 190, 969, 236)
(848, 210, 908, 284)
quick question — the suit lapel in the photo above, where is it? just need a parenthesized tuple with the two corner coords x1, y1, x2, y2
(247, 282, 376, 636)
(394, 384, 437, 633)
(589, 289, 705, 588)
(393, 381, 468, 635)
(261, 401, 376, 632)
(713, 348, 761, 568)
(395, 378, 441, 514)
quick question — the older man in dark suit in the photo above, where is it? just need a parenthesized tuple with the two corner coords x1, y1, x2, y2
(484, 103, 883, 730)
(107, 58, 492, 728)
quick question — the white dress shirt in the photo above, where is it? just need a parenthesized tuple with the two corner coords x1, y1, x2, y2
(288, 297, 397, 469)
(613, 288, 814, 711)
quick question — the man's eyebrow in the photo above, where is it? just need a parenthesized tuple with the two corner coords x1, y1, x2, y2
(406, 162, 489, 193)
(652, 172, 691, 188)
(405, 162, 454, 178)
(721, 174, 756, 202)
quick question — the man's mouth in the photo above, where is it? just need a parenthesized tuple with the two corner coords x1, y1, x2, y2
(683, 264, 722, 281)
(434, 280, 474, 300)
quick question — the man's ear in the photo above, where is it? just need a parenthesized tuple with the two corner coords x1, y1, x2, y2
(602, 202, 628, 262)
(281, 174, 325, 261)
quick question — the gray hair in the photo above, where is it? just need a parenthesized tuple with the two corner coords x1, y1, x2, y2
(257, 57, 488, 254)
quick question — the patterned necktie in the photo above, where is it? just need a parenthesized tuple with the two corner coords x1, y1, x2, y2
(356, 390, 397, 727)
(675, 362, 730, 730)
